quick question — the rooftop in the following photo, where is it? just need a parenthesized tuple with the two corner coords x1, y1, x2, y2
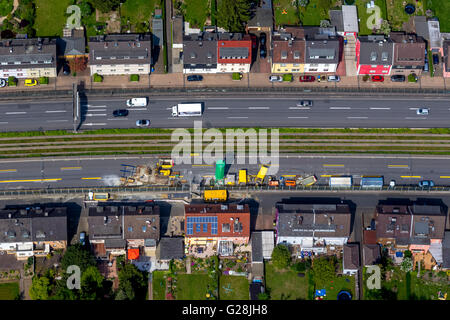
(363, 244, 381, 266)
(358, 35, 393, 66)
(390, 32, 425, 66)
(343, 243, 360, 270)
(0, 38, 56, 70)
(158, 237, 184, 260)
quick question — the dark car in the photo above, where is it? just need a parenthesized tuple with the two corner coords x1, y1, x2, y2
(432, 54, 439, 65)
(250, 34, 257, 49)
(259, 33, 266, 46)
(260, 46, 267, 59)
(187, 75, 203, 81)
(371, 75, 384, 82)
(63, 64, 70, 76)
(419, 180, 434, 188)
(113, 109, 129, 117)
(299, 75, 315, 82)
(390, 75, 405, 82)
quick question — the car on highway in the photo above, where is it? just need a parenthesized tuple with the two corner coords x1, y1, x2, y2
(296, 100, 313, 107)
(419, 180, 434, 188)
(136, 119, 151, 127)
(24, 79, 38, 86)
(260, 45, 267, 59)
(432, 54, 439, 65)
(416, 108, 429, 115)
(389, 180, 396, 188)
(0, 78, 6, 87)
(269, 75, 283, 82)
(299, 75, 315, 82)
(390, 75, 405, 82)
(113, 109, 129, 117)
(259, 33, 266, 46)
(327, 75, 340, 82)
(187, 75, 203, 81)
(371, 75, 384, 82)
(79, 232, 86, 246)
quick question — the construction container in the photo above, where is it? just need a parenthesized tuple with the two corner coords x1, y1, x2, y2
(93, 193, 110, 201)
(225, 174, 236, 185)
(204, 189, 227, 202)
(256, 165, 268, 181)
(239, 169, 247, 184)
(158, 158, 174, 169)
(329, 176, 352, 188)
(285, 180, 296, 187)
(269, 180, 279, 186)
(215, 160, 225, 181)
(298, 175, 317, 186)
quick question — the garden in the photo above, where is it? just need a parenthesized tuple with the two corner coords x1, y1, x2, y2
(0, 282, 20, 300)
(274, 0, 338, 28)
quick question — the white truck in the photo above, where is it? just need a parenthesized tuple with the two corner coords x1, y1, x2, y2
(126, 97, 148, 107)
(172, 103, 203, 117)
(329, 176, 352, 188)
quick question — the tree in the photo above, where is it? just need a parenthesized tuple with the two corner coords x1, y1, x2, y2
(29, 276, 53, 300)
(311, 257, 336, 286)
(78, 0, 93, 17)
(298, 0, 309, 7)
(116, 263, 148, 300)
(68, 57, 88, 72)
(378, 19, 391, 36)
(271, 244, 291, 269)
(320, 20, 331, 28)
(217, 0, 251, 33)
(60, 244, 96, 275)
(89, 0, 121, 13)
(0, 0, 14, 17)
(401, 257, 413, 272)
(80, 266, 105, 300)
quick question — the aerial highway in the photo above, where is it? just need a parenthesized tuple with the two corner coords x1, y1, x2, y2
(1, 95, 450, 131)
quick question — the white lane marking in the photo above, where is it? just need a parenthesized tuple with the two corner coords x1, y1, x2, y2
(370, 107, 391, 110)
(330, 107, 351, 109)
(208, 107, 229, 110)
(288, 117, 309, 119)
(86, 114, 107, 117)
(128, 108, 147, 111)
(6, 112, 26, 115)
(289, 107, 310, 110)
(107, 118, 128, 121)
(405, 117, 426, 119)
(46, 120, 69, 122)
(88, 105, 107, 108)
(84, 123, 107, 126)
(87, 109, 106, 112)
(347, 117, 368, 119)
(45, 110, 67, 113)
(166, 107, 172, 110)
(248, 107, 270, 110)
(0, 122, 8, 124)
(409, 107, 419, 110)
(227, 117, 248, 119)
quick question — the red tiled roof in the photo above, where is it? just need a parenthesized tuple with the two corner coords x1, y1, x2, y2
(217, 35, 252, 64)
(127, 248, 139, 260)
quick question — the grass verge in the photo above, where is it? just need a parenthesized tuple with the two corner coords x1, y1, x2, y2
(0, 282, 20, 300)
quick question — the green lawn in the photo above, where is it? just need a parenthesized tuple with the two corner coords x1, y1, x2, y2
(274, 0, 300, 26)
(0, 282, 20, 300)
(426, 0, 450, 32)
(355, 0, 387, 35)
(121, 0, 159, 25)
(219, 275, 249, 300)
(300, 0, 334, 26)
(183, 0, 209, 29)
(317, 275, 355, 300)
(175, 274, 216, 300)
(34, 0, 72, 37)
(386, 0, 425, 31)
(265, 262, 309, 300)
(152, 271, 168, 300)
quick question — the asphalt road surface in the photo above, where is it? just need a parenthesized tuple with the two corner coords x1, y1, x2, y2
(1, 95, 450, 131)
(1, 154, 450, 189)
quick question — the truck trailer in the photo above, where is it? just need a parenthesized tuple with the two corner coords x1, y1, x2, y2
(329, 176, 352, 188)
(172, 103, 203, 117)
(361, 176, 383, 188)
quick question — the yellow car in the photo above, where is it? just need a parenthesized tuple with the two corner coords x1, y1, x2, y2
(24, 79, 38, 86)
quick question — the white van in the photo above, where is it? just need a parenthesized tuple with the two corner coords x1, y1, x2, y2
(126, 97, 148, 107)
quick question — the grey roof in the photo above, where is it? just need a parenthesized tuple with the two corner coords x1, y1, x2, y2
(219, 47, 249, 59)
(172, 16, 184, 45)
(0, 206, 67, 243)
(0, 38, 56, 70)
(428, 20, 441, 49)
(343, 243, 360, 270)
(251, 232, 263, 263)
(183, 33, 217, 67)
(358, 35, 393, 65)
(443, 231, 450, 269)
(444, 40, 450, 73)
(363, 244, 381, 266)
(56, 37, 86, 56)
(104, 238, 126, 249)
(342, 5, 359, 33)
(413, 16, 429, 40)
(306, 39, 339, 64)
(88, 34, 151, 66)
(329, 10, 344, 32)
(152, 18, 164, 47)
(158, 237, 184, 260)
(248, 0, 273, 29)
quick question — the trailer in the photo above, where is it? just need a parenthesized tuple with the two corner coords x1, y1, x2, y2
(256, 165, 268, 183)
(239, 169, 247, 185)
(298, 175, 317, 186)
(204, 190, 228, 202)
(361, 176, 383, 188)
(329, 176, 352, 188)
(172, 103, 203, 117)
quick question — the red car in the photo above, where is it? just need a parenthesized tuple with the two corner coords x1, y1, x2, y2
(250, 34, 257, 49)
(371, 75, 384, 82)
(299, 75, 315, 82)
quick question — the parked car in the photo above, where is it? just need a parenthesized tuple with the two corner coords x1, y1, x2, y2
(136, 119, 151, 127)
(419, 180, 434, 188)
(371, 75, 384, 82)
(113, 109, 129, 117)
(63, 64, 70, 75)
(0, 78, 6, 87)
(432, 54, 439, 65)
(259, 33, 266, 46)
(269, 75, 283, 82)
(250, 34, 257, 49)
(390, 75, 405, 82)
(317, 75, 326, 82)
(296, 100, 313, 107)
(299, 75, 315, 82)
(24, 79, 38, 86)
(79, 232, 86, 246)
(327, 75, 340, 82)
(187, 75, 203, 81)
(416, 108, 429, 115)
(389, 180, 396, 188)
(423, 61, 429, 72)
(260, 45, 267, 59)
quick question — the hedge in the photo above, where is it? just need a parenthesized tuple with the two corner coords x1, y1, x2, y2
(93, 73, 103, 82)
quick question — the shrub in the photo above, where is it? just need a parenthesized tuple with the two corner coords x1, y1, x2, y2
(282, 74, 293, 82)
(232, 72, 242, 80)
(8, 76, 17, 86)
(362, 75, 370, 82)
(408, 74, 418, 82)
(291, 261, 306, 272)
(38, 77, 49, 85)
(271, 244, 291, 269)
(130, 74, 139, 82)
(93, 73, 103, 82)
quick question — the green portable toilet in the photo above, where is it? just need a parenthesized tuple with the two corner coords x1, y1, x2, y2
(215, 160, 225, 181)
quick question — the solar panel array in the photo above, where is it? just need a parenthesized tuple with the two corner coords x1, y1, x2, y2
(186, 216, 218, 235)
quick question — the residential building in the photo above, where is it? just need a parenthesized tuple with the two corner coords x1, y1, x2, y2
(251, 231, 274, 263)
(123, 204, 160, 249)
(356, 35, 393, 75)
(427, 19, 441, 51)
(156, 237, 184, 261)
(304, 28, 340, 73)
(88, 34, 152, 76)
(271, 27, 305, 73)
(442, 231, 450, 270)
(217, 33, 252, 73)
(171, 16, 184, 73)
(0, 38, 57, 79)
(275, 203, 352, 255)
(0, 205, 67, 259)
(247, 0, 274, 33)
(56, 28, 86, 59)
(390, 32, 426, 76)
(329, 5, 359, 36)
(343, 243, 360, 275)
(363, 244, 381, 266)
(184, 203, 250, 256)
(443, 40, 450, 78)
(183, 32, 218, 73)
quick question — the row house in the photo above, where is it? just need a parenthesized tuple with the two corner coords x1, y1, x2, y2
(356, 35, 393, 75)
(217, 33, 252, 73)
(271, 27, 305, 74)
(343, 243, 360, 275)
(0, 38, 57, 79)
(184, 204, 250, 256)
(0, 205, 67, 260)
(88, 203, 160, 260)
(444, 40, 450, 78)
(88, 34, 152, 76)
(390, 32, 426, 76)
(275, 202, 351, 255)
(183, 32, 218, 74)
(375, 203, 446, 265)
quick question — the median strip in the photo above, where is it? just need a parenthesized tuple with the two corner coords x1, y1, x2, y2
(61, 167, 82, 170)
(388, 165, 409, 168)
(0, 169, 17, 172)
(0, 178, 61, 183)
(81, 177, 102, 180)
(323, 164, 344, 167)
(400, 176, 422, 178)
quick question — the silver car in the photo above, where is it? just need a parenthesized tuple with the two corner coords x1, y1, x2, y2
(296, 100, 313, 107)
(327, 75, 340, 82)
(416, 108, 429, 115)
(269, 75, 283, 82)
(136, 119, 151, 127)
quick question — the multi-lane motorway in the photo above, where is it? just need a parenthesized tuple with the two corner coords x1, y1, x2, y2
(1, 154, 450, 189)
(1, 95, 450, 131)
